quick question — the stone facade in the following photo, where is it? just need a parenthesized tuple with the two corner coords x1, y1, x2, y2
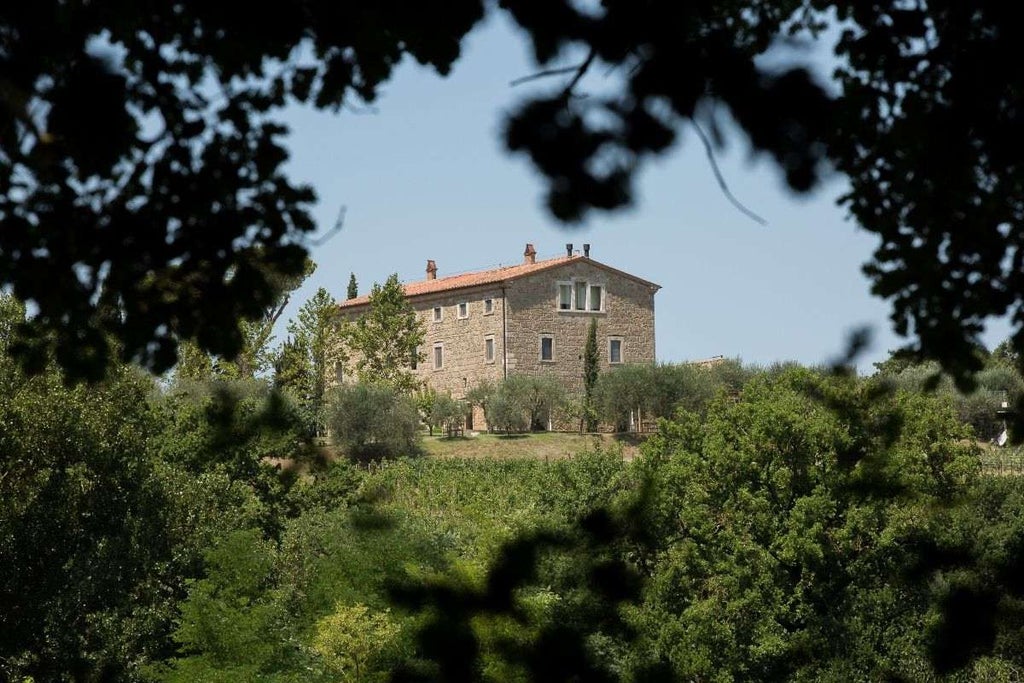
(504, 260, 657, 393)
(337, 244, 659, 428)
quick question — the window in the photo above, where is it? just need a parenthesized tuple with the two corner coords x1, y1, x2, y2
(609, 338, 622, 364)
(432, 306, 442, 322)
(484, 298, 494, 315)
(458, 302, 468, 319)
(558, 283, 572, 310)
(540, 335, 554, 362)
(556, 280, 605, 312)
(485, 336, 495, 363)
(433, 343, 444, 370)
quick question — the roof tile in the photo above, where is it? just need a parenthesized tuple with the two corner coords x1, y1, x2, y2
(339, 255, 580, 308)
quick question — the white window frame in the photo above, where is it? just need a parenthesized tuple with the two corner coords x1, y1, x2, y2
(588, 284, 604, 312)
(457, 301, 469, 319)
(539, 334, 555, 362)
(557, 282, 573, 311)
(432, 306, 443, 322)
(483, 298, 494, 315)
(433, 342, 444, 370)
(574, 281, 588, 311)
(608, 337, 623, 364)
(555, 279, 605, 313)
(484, 335, 495, 364)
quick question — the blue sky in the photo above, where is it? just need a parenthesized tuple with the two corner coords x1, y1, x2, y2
(276, 12, 1004, 373)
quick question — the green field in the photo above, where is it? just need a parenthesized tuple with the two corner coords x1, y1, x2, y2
(420, 430, 643, 461)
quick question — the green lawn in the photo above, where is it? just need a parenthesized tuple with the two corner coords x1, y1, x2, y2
(420, 431, 643, 461)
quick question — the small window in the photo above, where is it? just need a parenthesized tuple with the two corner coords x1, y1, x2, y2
(458, 302, 468, 319)
(589, 285, 603, 311)
(575, 281, 587, 310)
(558, 283, 572, 310)
(433, 343, 444, 370)
(609, 339, 622, 364)
(484, 298, 494, 315)
(540, 335, 554, 362)
(433, 306, 442, 322)
(485, 336, 495, 363)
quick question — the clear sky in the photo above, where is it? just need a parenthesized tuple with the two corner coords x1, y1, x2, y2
(275, 12, 1005, 373)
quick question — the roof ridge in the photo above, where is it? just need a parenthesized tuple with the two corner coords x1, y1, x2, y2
(337, 252, 659, 310)
(416, 253, 566, 283)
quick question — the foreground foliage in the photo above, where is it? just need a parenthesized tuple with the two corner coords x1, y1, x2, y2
(6, 314, 1024, 682)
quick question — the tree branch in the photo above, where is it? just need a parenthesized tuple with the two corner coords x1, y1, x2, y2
(308, 205, 347, 247)
(510, 64, 586, 88)
(691, 120, 767, 227)
(509, 48, 596, 100)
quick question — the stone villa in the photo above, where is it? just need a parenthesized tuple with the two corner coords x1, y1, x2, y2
(337, 243, 660, 427)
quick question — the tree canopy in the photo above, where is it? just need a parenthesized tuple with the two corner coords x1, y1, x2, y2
(2, 1, 1022, 381)
(345, 274, 424, 394)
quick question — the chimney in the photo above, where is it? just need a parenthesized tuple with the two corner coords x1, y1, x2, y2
(426, 259, 437, 280)
(566, 243, 573, 258)
(583, 243, 590, 258)
(524, 243, 537, 264)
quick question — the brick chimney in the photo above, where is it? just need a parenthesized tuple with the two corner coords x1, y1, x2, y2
(524, 243, 537, 264)
(583, 243, 590, 258)
(426, 259, 437, 280)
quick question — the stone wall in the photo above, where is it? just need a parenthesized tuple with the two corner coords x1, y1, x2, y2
(337, 284, 506, 399)
(504, 261, 657, 394)
(409, 285, 506, 398)
(335, 258, 658, 431)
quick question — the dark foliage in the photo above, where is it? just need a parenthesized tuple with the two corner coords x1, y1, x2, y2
(4, 2, 1022, 383)
(0, 0, 486, 379)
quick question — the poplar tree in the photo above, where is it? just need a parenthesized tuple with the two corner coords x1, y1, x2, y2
(583, 317, 600, 431)
(346, 274, 425, 394)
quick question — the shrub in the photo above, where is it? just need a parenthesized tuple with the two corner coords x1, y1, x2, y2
(475, 375, 566, 433)
(429, 393, 468, 436)
(327, 383, 421, 460)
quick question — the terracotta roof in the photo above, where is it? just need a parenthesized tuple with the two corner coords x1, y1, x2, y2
(338, 255, 659, 309)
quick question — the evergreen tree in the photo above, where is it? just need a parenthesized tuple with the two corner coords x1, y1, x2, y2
(583, 317, 599, 431)
(346, 273, 358, 300)
(278, 287, 343, 435)
(346, 274, 424, 394)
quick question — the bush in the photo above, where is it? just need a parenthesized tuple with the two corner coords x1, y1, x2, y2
(473, 375, 566, 433)
(327, 383, 421, 460)
(429, 393, 467, 436)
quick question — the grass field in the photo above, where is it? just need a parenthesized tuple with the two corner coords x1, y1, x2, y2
(420, 431, 643, 461)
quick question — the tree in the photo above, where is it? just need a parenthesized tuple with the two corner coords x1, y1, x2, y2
(481, 375, 566, 433)
(312, 604, 401, 683)
(594, 365, 653, 432)
(276, 287, 344, 435)
(347, 273, 359, 301)
(7, 2, 1024, 384)
(630, 367, 983, 681)
(0, 1, 485, 380)
(171, 259, 314, 382)
(582, 317, 599, 432)
(327, 383, 421, 460)
(346, 274, 424, 394)
(429, 394, 468, 437)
